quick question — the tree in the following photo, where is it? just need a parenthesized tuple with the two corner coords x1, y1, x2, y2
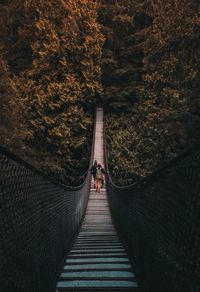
(104, 0, 200, 185)
(0, 0, 104, 185)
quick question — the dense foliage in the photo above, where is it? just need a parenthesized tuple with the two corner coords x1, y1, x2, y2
(103, 0, 200, 185)
(1, 0, 200, 186)
(0, 0, 103, 185)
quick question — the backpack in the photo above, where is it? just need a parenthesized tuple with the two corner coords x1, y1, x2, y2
(90, 166, 95, 174)
(96, 167, 102, 180)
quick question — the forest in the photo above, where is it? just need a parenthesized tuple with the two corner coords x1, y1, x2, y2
(0, 0, 200, 186)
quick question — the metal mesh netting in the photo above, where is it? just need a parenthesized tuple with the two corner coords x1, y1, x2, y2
(0, 146, 91, 292)
(106, 146, 200, 292)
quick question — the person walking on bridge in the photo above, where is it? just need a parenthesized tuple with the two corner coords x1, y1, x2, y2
(95, 163, 105, 193)
(90, 160, 97, 188)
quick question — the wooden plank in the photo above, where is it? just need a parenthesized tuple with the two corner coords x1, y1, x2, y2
(56, 108, 139, 291)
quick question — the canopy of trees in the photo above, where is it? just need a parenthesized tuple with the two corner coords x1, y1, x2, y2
(0, 0, 199, 186)
(104, 0, 200, 185)
(0, 0, 104, 185)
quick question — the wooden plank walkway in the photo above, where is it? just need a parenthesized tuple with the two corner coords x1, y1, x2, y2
(56, 108, 139, 291)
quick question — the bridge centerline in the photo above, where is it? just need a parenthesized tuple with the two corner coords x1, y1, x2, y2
(56, 108, 139, 291)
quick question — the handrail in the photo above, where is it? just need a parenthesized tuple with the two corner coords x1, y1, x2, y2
(106, 143, 200, 190)
(104, 115, 200, 291)
(0, 110, 96, 292)
(0, 146, 87, 191)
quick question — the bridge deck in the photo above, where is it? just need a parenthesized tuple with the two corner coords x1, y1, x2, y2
(56, 108, 139, 291)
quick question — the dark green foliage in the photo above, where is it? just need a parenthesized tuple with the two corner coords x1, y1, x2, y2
(0, 0, 104, 186)
(99, 0, 147, 111)
(1, 0, 200, 187)
(0, 56, 17, 144)
(104, 0, 200, 185)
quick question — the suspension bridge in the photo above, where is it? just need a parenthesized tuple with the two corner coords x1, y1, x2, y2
(1, 108, 200, 292)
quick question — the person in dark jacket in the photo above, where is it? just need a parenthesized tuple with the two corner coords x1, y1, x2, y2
(90, 160, 97, 188)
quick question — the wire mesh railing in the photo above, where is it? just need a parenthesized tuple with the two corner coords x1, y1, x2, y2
(0, 146, 92, 292)
(0, 112, 95, 292)
(105, 144, 200, 292)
